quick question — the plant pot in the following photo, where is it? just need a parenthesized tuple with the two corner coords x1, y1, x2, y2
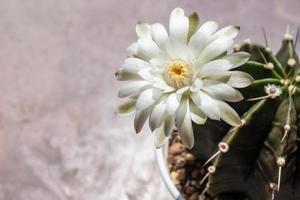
(155, 141, 184, 200)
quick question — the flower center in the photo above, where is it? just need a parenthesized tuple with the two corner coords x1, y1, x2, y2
(163, 59, 193, 89)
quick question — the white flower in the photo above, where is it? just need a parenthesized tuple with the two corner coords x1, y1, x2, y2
(264, 84, 282, 99)
(116, 7, 253, 148)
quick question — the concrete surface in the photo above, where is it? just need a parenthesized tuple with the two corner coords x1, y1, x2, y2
(0, 0, 299, 200)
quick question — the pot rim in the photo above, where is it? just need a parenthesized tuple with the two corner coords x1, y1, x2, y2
(155, 142, 184, 200)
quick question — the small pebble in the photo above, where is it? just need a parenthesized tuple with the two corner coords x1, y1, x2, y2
(169, 143, 185, 155)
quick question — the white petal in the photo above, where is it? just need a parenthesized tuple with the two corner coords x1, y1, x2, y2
(136, 23, 152, 39)
(218, 101, 242, 126)
(151, 23, 169, 49)
(138, 68, 155, 81)
(166, 93, 181, 114)
(223, 52, 250, 69)
(226, 71, 254, 88)
(198, 59, 231, 77)
(118, 81, 151, 98)
(127, 42, 137, 56)
(208, 26, 239, 43)
(169, 7, 189, 44)
(189, 101, 207, 124)
(166, 37, 188, 59)
(188, 21, 218, 59)
(176, 97, 194, 148)
(117, 99, 136, 115)
(154, 115, 174, 148)
(122, 57, 151, 72)
(137, 39, 161, 60)
(197, 91, 220, 120)
(136, 88, 162, 110)
(197, 38, 233, 65)
(149, 101, 166, 131)
(190, 78, 203, 92)
(115, 69, 142, 81)
(203, 83, 244, 102)
(134, 106, 153, 133)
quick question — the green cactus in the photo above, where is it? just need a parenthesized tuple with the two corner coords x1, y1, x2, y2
(190, 33, 300, 200)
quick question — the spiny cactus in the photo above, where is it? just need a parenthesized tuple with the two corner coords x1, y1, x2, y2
(192, 32, 300, 200)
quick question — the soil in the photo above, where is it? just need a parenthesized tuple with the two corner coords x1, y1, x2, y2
(167, 133, 212, 200)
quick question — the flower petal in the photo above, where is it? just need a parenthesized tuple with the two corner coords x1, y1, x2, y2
(223, 52, 250, 69)
(226, 71, 254, 88)
(189, 101, 207, 125)
(151, 23, 169, 49)
(169, 7, 189, 44)
(218, 101, 242, 126)
(127, 42, 137, 56)
(203, 83, 244, 102)
(176, 97, 194, 148)
(134, 106, 153, 133)
(115, 69, 141, 81)
(136, 88, 162, 110)
(122, 57, 151, 72)
(188, 21, 218, 59)
(198, 59, 231, 77)
(190, 78, 203, 92)
(117, 99, 136, 115)
(118, 81, 151, 98)
(197, 37, 233, 65)
(149, 101, 166, 131)
(154, 114, 174, 148)
(166, 93, 181, 114)
(196, 91, 220, 120)
(137, 39, 161, 60)
(208, 26, 239, 43)
(136, 23, 152, 39)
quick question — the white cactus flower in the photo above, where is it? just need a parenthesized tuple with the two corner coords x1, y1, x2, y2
(116, 7, 253, 148)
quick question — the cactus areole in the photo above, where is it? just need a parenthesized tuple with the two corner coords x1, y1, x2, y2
(116, 7, 300, 200)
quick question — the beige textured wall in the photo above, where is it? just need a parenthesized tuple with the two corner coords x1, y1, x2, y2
(0, 0, 299, 199)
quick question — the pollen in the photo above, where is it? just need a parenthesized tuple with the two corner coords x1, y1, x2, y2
(169, 61, 188, 80)
(163, 59, 193, 89)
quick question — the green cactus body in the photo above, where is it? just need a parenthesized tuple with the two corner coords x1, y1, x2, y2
(191, 35, 300, 200)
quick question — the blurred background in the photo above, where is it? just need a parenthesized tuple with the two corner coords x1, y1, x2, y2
(0, 0, 299, 199)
